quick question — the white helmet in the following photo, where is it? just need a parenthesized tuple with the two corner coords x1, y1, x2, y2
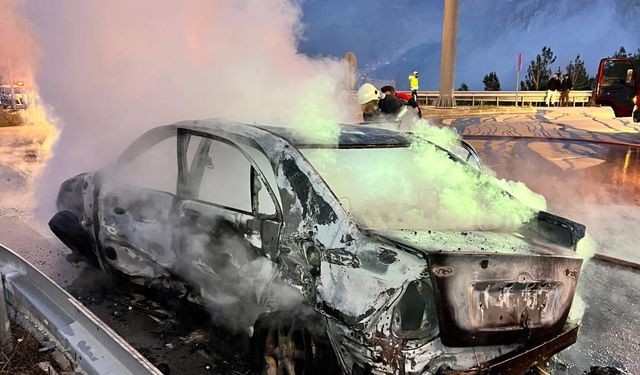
(357, 83, 381, 105)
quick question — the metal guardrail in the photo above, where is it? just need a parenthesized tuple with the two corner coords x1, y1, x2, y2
(413, 90, 593, 107)
(0, 243, 163, 375)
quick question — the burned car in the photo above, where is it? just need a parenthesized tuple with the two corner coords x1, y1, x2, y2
(50, 120, 585, 374)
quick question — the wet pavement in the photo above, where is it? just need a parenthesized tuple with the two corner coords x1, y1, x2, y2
(558, 260, 640, 374)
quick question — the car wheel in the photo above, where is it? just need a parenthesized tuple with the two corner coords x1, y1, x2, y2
(251, 311, 340, 375)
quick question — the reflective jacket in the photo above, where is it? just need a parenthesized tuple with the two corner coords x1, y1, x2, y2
(409, 75, 419, 91)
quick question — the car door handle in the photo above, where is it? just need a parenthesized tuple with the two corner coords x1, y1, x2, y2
(113, 207, 126, 215)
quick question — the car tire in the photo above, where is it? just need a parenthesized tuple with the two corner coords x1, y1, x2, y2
(251, 310, 340, 375)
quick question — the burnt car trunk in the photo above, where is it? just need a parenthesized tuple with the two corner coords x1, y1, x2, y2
(370, 211, 585, 349)
(427, 252, 581, 346)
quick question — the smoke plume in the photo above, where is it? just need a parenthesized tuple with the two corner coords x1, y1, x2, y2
(26, 0, 353, 217)
(0, 0, 38, 87)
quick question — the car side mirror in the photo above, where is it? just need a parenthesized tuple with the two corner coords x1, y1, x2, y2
(626, 69, 634, 86)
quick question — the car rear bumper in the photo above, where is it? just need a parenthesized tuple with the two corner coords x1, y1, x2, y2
(442, 322, 579, 375)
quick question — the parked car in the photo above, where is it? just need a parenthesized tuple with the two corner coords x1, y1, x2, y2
(50, 120, 585, 375)
(0, 85, 29, 109)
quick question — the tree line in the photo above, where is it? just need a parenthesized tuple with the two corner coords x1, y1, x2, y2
(457, 46, 640, 91)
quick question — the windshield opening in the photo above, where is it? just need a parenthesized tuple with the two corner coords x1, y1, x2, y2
(300, 143, 539, 232)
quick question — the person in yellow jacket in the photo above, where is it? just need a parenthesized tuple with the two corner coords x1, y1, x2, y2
(408, 71, 419, 103)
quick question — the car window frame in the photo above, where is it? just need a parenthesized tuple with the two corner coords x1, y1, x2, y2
(176, 128, 283, 221)
(104, 126, 180, 195)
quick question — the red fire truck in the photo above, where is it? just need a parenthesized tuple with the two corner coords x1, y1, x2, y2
(594, 57, 639, 122)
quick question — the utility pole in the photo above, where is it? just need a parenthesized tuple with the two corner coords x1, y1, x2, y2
(436, 0, 460, 108)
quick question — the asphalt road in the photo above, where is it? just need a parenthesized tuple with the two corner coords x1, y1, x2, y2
(1, 109, 639, 374)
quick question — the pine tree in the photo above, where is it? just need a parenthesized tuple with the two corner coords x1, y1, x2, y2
(458, 82, 469, 91)
(612, 46, 628, 58)
(565, 55, 591, 90)
(554, 66, 562, 78)
(522, 46, 556, 90)
(483, 72, 501, 91)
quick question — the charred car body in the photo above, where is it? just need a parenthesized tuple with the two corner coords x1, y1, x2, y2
(50, 120, 585, 374)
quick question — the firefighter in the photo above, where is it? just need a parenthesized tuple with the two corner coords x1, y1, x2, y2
(357, 83, 383, 121)
(380, 85, 422, 118)
(408, 71, 419, 103)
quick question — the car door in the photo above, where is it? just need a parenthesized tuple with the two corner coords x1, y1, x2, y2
(173, 129, 283, 307)
(96, 127, 179, 277)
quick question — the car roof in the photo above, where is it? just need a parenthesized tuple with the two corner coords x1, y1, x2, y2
(176, 119, 411, 149)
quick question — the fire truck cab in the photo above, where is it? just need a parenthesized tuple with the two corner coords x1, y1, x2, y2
(594, 57, 639, 122)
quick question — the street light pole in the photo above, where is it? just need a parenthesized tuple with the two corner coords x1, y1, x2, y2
(436, 0, 460, 108)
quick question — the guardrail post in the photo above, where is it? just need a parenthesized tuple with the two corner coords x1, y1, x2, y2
(0, 277, 13, 352)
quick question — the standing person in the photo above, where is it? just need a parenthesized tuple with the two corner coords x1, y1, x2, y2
(560, 74, 573, 107)
(408, 71, 419, 104)
(545, 74, 561, 107)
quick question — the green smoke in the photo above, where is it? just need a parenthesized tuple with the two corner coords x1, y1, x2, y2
(303, 119, 547, 231)
(410, 120, 542, 230)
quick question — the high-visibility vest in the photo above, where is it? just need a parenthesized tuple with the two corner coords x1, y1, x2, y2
(409, 75, 419, 91)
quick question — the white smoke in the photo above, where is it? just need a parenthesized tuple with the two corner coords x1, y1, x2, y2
(26, 0, 354, 217)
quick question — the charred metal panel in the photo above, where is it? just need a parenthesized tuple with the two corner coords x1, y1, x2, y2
(441, 323, 579, 375)
(427, 252, 582, 346)
(281, 158, 338, 225)
(56, 173, 88, 215)
(97, 184, 175, 274)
